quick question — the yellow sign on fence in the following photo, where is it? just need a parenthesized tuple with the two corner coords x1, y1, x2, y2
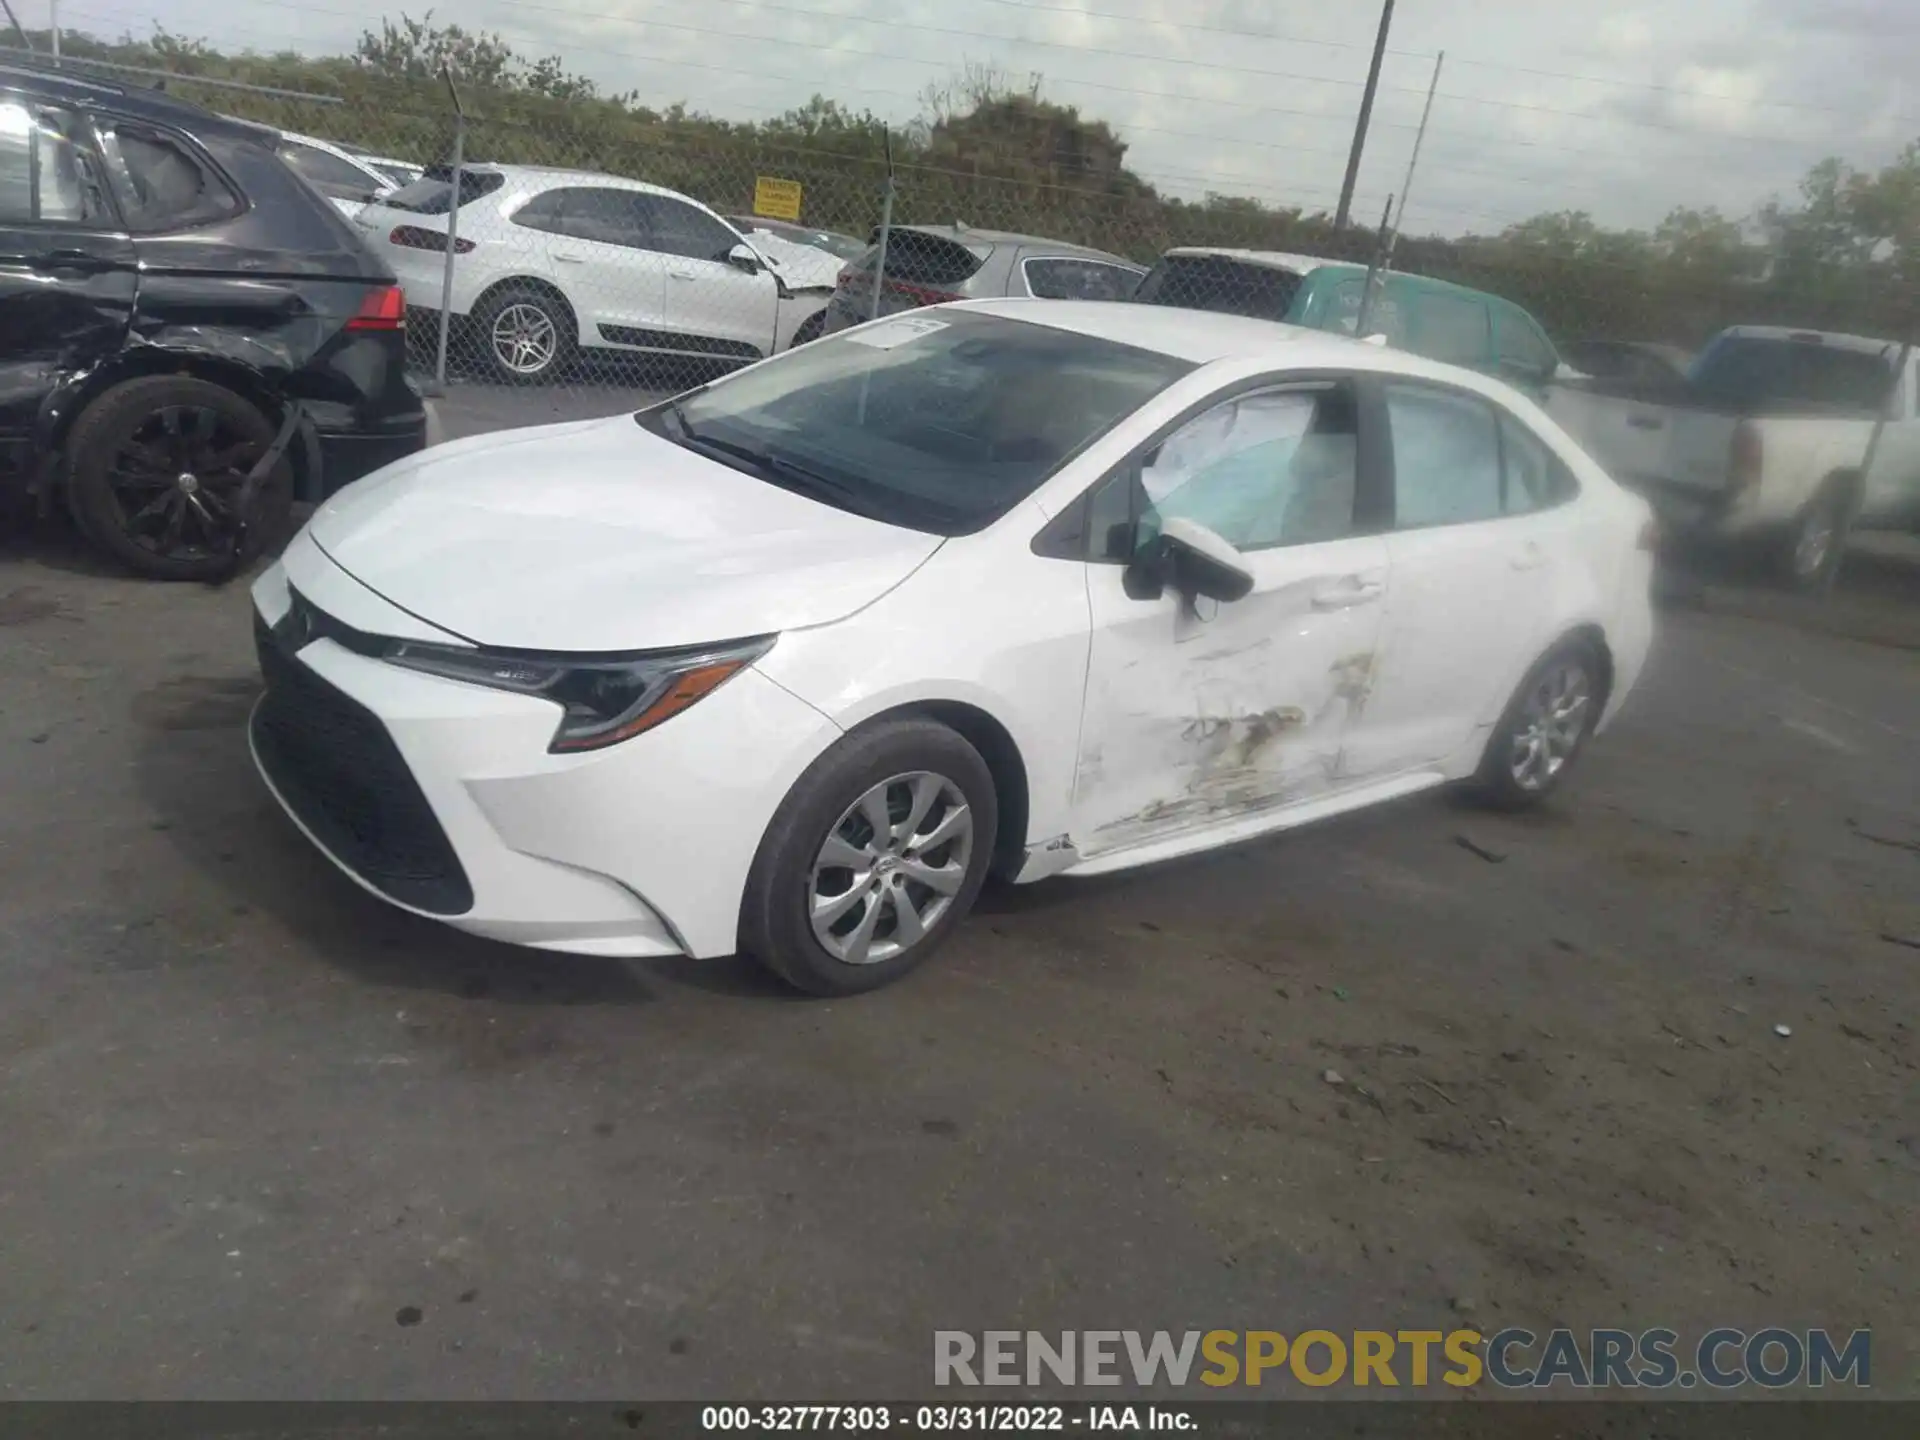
(752, 176, 804, 223)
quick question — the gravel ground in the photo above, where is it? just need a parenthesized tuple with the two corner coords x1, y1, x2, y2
(1, 382, 1916, 1401)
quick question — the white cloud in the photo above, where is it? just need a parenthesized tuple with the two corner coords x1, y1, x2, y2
(88, 0, 1920, 235)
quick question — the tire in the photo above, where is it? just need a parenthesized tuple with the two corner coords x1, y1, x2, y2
(471, 284, 576, 385)
(739, 718, 999, 996)
(1780, 477, 1852, 592)
(790, 309, 828, 348)
(1470, 638, 1604, 810)
(65, 376, 294, 582)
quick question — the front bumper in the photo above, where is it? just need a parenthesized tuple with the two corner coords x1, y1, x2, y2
(248, 536, 842, 959)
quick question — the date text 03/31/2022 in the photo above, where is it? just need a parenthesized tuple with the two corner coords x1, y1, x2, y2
(701, 1406, 1195, 1432)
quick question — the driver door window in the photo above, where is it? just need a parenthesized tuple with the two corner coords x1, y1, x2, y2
(641, 196, 741, 262)
(1119, 384, 1360, 555)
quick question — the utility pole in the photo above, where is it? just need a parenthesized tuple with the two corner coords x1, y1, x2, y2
(48, 0, 59, 63)
(1334, 0, 1395, 230)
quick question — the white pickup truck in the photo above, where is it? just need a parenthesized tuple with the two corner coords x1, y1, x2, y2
(1548, 326, 1920, 587)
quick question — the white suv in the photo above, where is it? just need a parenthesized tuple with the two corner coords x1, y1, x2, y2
(352, 164, 840, 383)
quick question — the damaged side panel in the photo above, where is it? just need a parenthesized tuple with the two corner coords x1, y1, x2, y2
(1071, 536, 1392, 857)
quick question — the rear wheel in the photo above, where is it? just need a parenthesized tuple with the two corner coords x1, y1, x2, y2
(472, 284, 575, 384)
(65, 375, 292, 581)
(740, 719, 998, 996)
(1782, 478, 1853, 591)
(1471, 639, 1603, 809)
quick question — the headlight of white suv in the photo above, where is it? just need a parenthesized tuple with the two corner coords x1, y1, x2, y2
(383, 635, 776, 753)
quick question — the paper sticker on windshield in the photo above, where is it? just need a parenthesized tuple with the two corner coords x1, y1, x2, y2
(845, 316, 950, 349)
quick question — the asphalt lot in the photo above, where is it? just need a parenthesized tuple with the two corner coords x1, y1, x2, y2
(2, 378, 1917, 1400)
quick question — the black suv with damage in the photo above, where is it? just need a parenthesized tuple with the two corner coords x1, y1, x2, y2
(1, 63, 429, 579)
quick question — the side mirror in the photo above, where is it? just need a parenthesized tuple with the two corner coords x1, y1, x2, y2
(726, 242, 763, 274)
(1126, 517, 1255, 605)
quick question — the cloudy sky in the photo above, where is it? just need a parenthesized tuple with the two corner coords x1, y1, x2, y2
(49, 0, 1920, 236)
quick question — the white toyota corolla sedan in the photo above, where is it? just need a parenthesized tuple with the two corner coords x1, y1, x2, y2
(249, 301, 1655, 994)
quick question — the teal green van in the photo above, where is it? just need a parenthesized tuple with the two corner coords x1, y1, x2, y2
(1132, 248, 1561, 394)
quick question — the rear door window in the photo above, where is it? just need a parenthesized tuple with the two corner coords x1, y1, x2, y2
(0, 96, 114, 225)
(513, 187, 651, 248)
(1408, 290, 1491, 367)
(1499, 413, 1579, 513)
(95, 121, 238, 230)
(1384, 382, 1504, 527)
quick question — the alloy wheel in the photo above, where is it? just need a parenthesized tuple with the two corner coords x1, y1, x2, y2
(809, 772, 973, 966)
(1509, 659, 1591, 791)
(1792, 503, 1836, 582)
(491, 302, 558, 375)
(106, 404, 261, 561)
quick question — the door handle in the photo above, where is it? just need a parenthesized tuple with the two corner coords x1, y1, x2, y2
(1310, 577, 1386, 610)
(35, 248, 113, 273)
(552, 250, 586, 264)
(667, 269, 697, 281)
(1627, 414, 1665, 430)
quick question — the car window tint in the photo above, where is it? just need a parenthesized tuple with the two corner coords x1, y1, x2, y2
(1137, 386, 1359, 552)
(0, 98, 113, 225)
(668, 308, 1192, 535)
(642, 197, 739, 261)
(1499, 412, 1577, 514)
(511, 187, 571, 235)
(1133, 254, 1302, 321)
(1385, 383, 1504, 527)
(567, 188, 651, 247)
(1325, 278, 1409, 345)
(1495, 310, 1555, 375)
(1409, 291, 1491, 365)
(278, 141, 374, 198)
(1025, 257, 1142, 301)
(97, 122, 237, 229)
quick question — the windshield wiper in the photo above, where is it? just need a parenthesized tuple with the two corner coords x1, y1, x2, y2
(666, 409, 880, 518)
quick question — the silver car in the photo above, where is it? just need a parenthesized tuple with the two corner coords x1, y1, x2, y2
(818, 225, 1145, 338)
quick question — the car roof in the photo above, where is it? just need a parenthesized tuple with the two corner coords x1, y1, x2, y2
(463, 162, 693, 201)
(1717, 325, 1902, 355)
(957, 297, 1490, 380)
(1160, 247, 1348, 277)
(892, 223, 1140, 266)
(1156, 247, 1544, 315)
(0, 60, 265, 140)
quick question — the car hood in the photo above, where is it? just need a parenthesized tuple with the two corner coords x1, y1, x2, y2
(749, 233, 845, 290)
(306, 415, 942, 651)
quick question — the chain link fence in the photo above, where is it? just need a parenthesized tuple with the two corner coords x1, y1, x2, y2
(19, 47, 1920, 411)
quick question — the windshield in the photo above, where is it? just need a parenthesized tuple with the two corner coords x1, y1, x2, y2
(1689, 335, 1894, 412)
(654, 310, 1192, 534)
(1133, 254, 1304, 323)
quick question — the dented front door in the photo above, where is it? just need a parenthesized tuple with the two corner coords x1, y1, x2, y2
(1072, 533, 1391, 858)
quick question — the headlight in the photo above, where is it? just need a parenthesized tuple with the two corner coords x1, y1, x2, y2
(383, 634, 775, 753)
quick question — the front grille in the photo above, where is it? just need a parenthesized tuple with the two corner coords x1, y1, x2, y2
(252, 605, 474, 916)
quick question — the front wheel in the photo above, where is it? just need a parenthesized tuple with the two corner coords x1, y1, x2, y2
(740, 718, 999, 996)
(1471, 640, 1603, 809)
